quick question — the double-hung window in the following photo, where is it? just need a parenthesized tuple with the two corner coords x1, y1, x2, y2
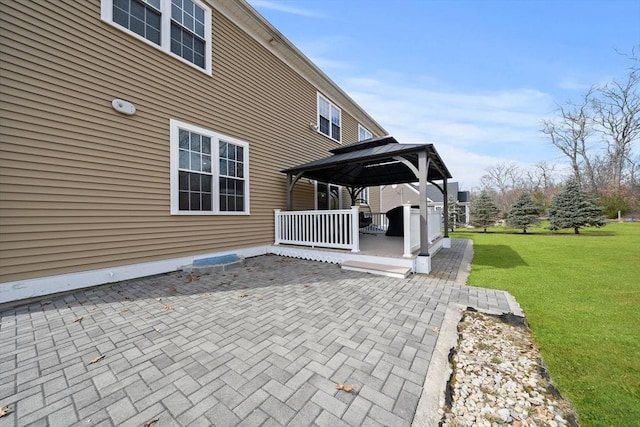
(317, 93, 341, 142)
(358, 124, 373, 141)
(170, 0, 207, 69)
(170, 120, 249, 214)
(102, 0, 212, 73)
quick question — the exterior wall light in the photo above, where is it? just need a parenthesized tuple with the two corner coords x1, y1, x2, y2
(111, 99, 136, 115)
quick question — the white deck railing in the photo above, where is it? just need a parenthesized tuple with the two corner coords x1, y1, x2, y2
(403, 207, 420, 257)
(428, 211, 442, 243)
(274, 206, 442, 257)
(274, 207, 360, 252)
(360, 212, 388, 234)
(402, 205, 442, 257)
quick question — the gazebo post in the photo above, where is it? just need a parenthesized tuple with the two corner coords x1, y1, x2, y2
(443, 177, 449, 237)
(442, 177, 451, 248)
(347, 186, 363, 206)
(286, 173, 293, 211)
(416, 151, 431, 274)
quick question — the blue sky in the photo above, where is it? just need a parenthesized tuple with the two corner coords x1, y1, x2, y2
(247, 0, 640, 189)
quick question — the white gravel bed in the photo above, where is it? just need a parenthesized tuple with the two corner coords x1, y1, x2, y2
(441, 310, 579, 427)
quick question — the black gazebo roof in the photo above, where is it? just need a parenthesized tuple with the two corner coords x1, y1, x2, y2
(281, 136, 452, 187)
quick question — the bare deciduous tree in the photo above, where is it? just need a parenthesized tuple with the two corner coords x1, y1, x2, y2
(526, 162, 559, 207)
(479, 162, 561, 214)
(480, 162, 523, 213)
(592, 70, 640, 190)
(541, 49, 639, 218)
(541, 88, 598, 191)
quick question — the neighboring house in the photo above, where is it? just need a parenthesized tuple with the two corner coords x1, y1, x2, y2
(426, 183, 470, 225)
(380, 182, 471, 223)
(379, 183, 421, 212)
(0, 0, 386, 303)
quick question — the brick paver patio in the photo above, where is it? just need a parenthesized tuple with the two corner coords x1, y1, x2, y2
(0, 239, 517, 426)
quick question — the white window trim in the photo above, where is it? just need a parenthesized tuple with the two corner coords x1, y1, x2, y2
(170, 119, 250, 215)
(101, 0, 212, 75)
(317, 93, 342, 143)
(358, 124, 373, 141)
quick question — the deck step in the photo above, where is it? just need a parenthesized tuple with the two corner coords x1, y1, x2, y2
(340, 261, 411, 279)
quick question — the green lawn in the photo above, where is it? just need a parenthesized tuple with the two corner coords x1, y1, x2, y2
(452, 222, 640, 427)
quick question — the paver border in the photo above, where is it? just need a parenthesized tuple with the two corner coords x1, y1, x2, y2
(412, 239, 525, 427)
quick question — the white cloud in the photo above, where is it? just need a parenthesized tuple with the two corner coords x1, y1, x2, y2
(435, 146, 524, 191)
(294, 37, 355, 71)
(340, 76, 559, 188)
(556, 78, 592, 91)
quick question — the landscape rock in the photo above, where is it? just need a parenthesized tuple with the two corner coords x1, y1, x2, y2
(441, 311, 580, 426)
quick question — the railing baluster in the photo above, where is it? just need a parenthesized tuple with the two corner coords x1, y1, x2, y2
(305, 212, 309, 243)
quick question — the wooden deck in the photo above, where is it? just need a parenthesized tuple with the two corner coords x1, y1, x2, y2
(269, 232, 448, 276)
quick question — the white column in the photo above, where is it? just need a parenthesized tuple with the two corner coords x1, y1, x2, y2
(418, 151, 430, 256)
(274, 209, 281, 244)
(403, 204, 412, 257)
(416, 151, 431, 273)
(350, 206, 360, 253)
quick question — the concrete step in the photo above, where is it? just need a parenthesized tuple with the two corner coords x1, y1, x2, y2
(340, 260, 411, 279)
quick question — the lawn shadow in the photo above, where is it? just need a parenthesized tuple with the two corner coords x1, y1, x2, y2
(472, 244, 528, 268)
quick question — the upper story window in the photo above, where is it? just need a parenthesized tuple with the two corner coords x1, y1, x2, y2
(358, 124, 373, 141)
(317, 93, 341, 142)
(112, 0, 162, 44)
(170, 119, 250, 214)
(170, 0, 207, 68)
(102, 0, 212, 74)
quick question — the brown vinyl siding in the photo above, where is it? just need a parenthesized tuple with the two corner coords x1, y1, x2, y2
(341, 189, 352, 209)
(340, 113, 358, 145)
(0, 0, 385, 283)
(369, 186, 382, 212)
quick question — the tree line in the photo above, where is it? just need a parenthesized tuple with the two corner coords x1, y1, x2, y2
(541, 49, 639, 217)
(466, 180, 605, 234)
(468, 48, 638, 228)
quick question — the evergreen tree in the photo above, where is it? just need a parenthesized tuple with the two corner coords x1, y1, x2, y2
(470, 191, 500, 232)
(506, 192, 540, 233)
(548, 179, 606, 234)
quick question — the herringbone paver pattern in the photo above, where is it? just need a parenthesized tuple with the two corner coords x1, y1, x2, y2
(0, 239, 514, 426)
